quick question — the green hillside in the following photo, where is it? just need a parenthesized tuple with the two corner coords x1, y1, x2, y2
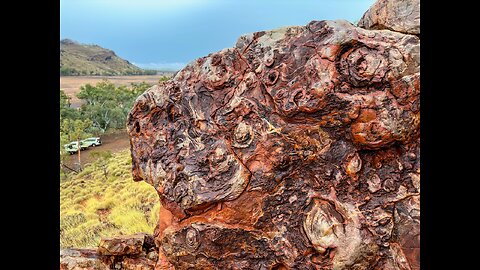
(60, 39, 156, 76)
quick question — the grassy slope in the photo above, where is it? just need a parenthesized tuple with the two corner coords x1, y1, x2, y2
(60, 39, 145, 76)
(60, 149, 160, 248)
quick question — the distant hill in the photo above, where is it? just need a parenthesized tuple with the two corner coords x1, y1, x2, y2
(60, 39, 156, 76)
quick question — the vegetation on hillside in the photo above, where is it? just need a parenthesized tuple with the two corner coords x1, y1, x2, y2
(60, 149, 160, 248)
(60, 39, 157, 76)
(60, 67, 157, 76)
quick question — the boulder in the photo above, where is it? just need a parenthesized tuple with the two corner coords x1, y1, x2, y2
(127, 14, 420, 270)
(358, 0, 420, 35)
(60, 249, 108, 270)
(97, 233, 148, 256)
(60, 234, 158, 270)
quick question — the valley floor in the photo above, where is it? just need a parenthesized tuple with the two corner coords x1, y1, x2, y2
(60, 74, 173, 107)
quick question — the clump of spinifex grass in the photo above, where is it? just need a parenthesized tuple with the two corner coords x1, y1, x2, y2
(60, 149, 160, 248)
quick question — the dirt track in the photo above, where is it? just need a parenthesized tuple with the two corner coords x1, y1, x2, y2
(65, 130, 130, 168)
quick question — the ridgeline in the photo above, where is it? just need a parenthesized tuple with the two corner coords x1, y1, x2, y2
(60, 39, 156, 76)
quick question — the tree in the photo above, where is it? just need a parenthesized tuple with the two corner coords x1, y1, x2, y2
(60, 67, 78, 76)
(76, 81, 115, 106)
(60, 90, 79, 121)
(76, 80, 150, 134)
(60, 130, 77, 176)
(89, 150, 113, 181)
(61, 118, 92, 171)
(159, 76, 170, 83)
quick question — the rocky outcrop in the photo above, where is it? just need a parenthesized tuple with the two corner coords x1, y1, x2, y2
(126, 7, 420, 269)
(60, 234, 158, 270)
(358, 0, 420, 35)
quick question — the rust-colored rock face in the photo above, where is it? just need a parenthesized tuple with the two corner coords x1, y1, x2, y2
(358, 0, 420, 35)
(127, 17, 420, 270)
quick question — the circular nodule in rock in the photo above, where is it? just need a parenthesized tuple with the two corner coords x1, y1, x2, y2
(367, 174, 382, 193)
(337, 44, 388, 88)
(265, 70, 279, 86)
(173, 182, 188, 202)
(233, 122, 254, 148)
(346, 152, 362, 176)
(185, 228, 200, 251)
(303, 199, 345, 254)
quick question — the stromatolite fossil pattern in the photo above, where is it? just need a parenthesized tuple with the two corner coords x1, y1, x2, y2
(127, 3, 420, 269)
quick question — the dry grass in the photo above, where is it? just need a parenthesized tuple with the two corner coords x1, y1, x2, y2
(60, 149, 160, 248)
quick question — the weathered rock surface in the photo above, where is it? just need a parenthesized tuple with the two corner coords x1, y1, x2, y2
(126, 17, 420, 269)
(98, 233, 153, 256)
(60, 234, 158, 270)
(358, 0, 420, 35)
(124, 0, 420, 268)
(60, 249, 108, 270)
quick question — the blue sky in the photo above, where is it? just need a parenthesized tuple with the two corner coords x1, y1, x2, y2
(60, 0, 376, 71)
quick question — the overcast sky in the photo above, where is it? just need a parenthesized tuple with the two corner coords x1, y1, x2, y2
(60, 0, 376, 71)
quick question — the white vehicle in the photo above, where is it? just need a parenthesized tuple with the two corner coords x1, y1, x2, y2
(81, 137, 102, 148)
